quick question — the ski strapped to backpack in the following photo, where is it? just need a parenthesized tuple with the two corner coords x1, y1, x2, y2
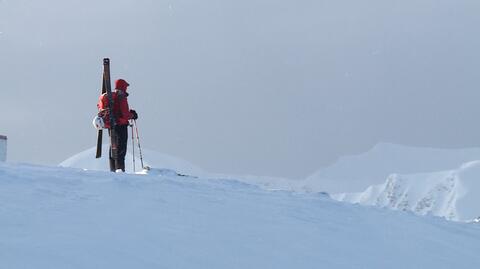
(95, 61, 106, 158)
(104, 58, 119, 160)
(95, 58, 118, 159)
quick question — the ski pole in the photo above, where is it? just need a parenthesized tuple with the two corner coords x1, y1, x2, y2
(131, 121, 136, 172)
(133, 119, 145, 169)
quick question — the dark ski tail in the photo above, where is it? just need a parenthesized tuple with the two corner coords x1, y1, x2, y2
(95, 129, 103, 158)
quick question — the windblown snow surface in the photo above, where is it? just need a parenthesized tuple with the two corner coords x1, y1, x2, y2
(1, 162, 480, 268)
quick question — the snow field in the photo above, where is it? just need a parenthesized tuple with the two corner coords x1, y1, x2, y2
(1, 162, 480, 268)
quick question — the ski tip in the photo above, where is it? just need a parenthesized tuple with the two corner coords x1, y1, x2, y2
(103, 58, 110, 64)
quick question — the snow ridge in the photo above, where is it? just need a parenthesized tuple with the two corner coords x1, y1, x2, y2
(334, 161, 480, 221)
(306, 142, 480, 193)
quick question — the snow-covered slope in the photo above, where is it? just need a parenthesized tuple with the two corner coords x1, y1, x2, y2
(305, 143, 480, 193)
(60, 145, 205, 176)
(1, 162, 480, 268)
(334, 161, 480, 221)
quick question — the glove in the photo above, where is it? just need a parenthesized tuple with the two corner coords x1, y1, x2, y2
(130, 109, 138, 120)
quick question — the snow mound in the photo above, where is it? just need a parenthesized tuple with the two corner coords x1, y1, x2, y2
(333, 161, 480, 221)
(59, 145, 205, 177)
(305, 143, 480, 193)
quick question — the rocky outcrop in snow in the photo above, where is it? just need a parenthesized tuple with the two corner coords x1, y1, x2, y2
(0, 135, 6, 162)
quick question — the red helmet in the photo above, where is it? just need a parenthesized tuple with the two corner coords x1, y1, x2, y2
(115, 79, 130, 91)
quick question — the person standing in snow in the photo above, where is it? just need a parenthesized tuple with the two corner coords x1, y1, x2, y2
(97, 79, 138, 172)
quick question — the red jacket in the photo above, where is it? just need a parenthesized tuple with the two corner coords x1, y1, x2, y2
(97, 90, 133, 127)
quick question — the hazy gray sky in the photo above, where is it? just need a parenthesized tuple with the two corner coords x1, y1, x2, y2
(1, 0, 480, 179)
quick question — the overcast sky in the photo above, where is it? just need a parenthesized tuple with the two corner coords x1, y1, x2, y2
(1, 0, 480, 179)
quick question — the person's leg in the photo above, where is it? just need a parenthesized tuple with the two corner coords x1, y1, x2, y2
(115, 125, 129, 172)
(108, 129, 116, 172)
(109, 151, 116, 172)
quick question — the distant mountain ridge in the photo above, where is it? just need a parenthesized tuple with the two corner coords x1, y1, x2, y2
(305, 143, 480, 193)
(333, 161, 480, 221)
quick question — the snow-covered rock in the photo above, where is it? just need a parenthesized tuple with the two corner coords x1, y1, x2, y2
(333, 161, 480, 221)
(1, 162, 480, 268)
(305, 143, 480, 193)
(0, 135, 6, 162)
